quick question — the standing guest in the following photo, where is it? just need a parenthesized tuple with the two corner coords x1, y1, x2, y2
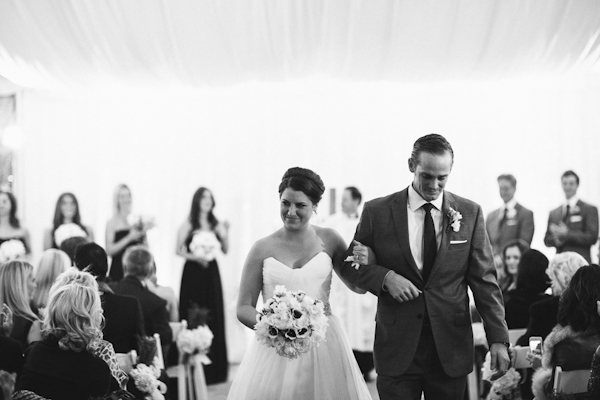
(503, 249, 550, 329)
(31, 249, 71, 312)
(146, 262, 178, 322)
(340, 134, 509, 400)
(44, 192, 94, 250)
(516, 252, 587, 345)
(531, 265, 600, 400)
(322, 186, 377, 381)
(544, 170, 599, 263)
(75, 242, 145, 354)
(498, 239, 530, 293)
(0, 261, 41, 350)
(14, 269, 111, 400)
(105, 184, 147, 282)
(176, 187, 228, 384)
(0, 191, 31, 260)
(486, 174, 534, 266)
(111, 246, 172, 345)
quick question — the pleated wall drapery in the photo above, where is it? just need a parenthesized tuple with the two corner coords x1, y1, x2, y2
(0, 0, 599, 89)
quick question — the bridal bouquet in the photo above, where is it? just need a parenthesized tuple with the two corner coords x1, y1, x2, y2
(255, 285, 328, 360)
(127, 213, 156, 232)
(176, 324, 214, 365)
(0, 239, 26, 262)
(54, 223, 87, 246)
(189, 231, 220, 261)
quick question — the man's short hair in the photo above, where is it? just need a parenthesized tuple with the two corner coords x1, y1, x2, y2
(497, 174, 517, 188)
(123, 245, 153, 279)
(409, 134, 454, 166)
(562, 170, 580, 185)
(344, 186, 362, 205)
(59, 236, 89, 265)
(74, 242, 108, 280)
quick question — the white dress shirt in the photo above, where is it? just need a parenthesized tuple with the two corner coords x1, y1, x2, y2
(564, 195, 579, 215)
(407, 184, 444, 271)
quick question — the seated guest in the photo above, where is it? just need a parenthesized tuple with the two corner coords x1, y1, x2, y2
(498, 239, 529, 293)
(59, 236, 89, 265)
(146, 261, 179, 322)
(1, 300, 24, 400)
(75, 242, 145, 353)
(111, 245, 172, 345)
(504, 249, 550, 329)
(0, 261, 42, 349)
(32, 249, 71, 312)
(531, 265, 600, 400)
(14, 269, 111, 400)
(517, 252, 588, 346)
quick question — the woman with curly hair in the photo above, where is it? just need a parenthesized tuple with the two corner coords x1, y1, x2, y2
(14, 269, 112, 400)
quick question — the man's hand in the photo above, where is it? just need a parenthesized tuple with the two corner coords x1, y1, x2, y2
(489, 343, 510, 380)
(383, 272, 422, 302)
(352, 240, 376, 266)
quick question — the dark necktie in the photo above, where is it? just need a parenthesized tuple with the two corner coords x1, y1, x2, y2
(422, 203, 437, 282)
(501, 207, 508, 224)
(563, 205, 570, 224)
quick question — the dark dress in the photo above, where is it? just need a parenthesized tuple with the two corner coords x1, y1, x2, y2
(179, 231, 228, 384)
(10, 316, 35, 352)
(0, 334, 24, 374)
(15, 336, 111, 400)
(504, 289, 550, 329)
(108, 229, 144, 282)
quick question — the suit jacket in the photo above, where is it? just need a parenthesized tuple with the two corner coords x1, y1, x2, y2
(544, 200, 599, 263)
(486, 203, 534, 257)
(101, 290, 145, 354)
(110, 276, 172, 344)
(339, 188, 509, 377)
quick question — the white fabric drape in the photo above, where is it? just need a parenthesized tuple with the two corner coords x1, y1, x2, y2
(1, 0, 599, 89)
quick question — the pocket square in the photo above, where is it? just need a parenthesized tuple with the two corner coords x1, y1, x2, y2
(450, 240, 467, 244)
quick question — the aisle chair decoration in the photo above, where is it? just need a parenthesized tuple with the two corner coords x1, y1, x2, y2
(128, 336, 167, 400)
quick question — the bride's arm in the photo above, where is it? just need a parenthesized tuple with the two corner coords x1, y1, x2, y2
(237, 242, 265, 329)
(326, 228, 367, 295)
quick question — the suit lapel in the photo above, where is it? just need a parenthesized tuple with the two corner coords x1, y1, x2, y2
(429, 191, 454, 280)
(391, 189, 422, 282)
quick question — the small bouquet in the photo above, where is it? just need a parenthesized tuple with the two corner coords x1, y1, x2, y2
(255, 285, 328, 360)
(0, 239, 26, 262)
(54, 223, 87, 247)
(482, 351, 522, 400)
(127, 213, 156, 232)
(128, 336, 166, 400)
(189, 231, 220, 261)
(176, 323, 213, 365)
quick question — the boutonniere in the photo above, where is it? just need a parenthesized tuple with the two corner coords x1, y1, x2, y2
(506, 208, 517, 219)
(571, 205, 581, 214)
(344, 255, 360, 270)
(447, 207, 462, 232)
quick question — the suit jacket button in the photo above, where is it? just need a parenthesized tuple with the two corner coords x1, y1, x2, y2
(417, 314, 423, 319)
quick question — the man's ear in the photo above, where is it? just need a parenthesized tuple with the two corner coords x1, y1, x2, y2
(408, 157, 416, 173)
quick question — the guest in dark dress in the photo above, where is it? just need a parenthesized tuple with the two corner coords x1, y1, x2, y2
(43, 192, 93, 250)
(0, 191, 31, 261)
(0, 292, 24, 399)
(517, 251, 588, 346)
(105, 184, 149, 282)
(32, 249, 70, 312)
(14, 269, 111, 400)
(176, 187, 229, 384)
(504, 249, 550, 329)
(0, 261, 41, 350)
(75, 242, 145, 353)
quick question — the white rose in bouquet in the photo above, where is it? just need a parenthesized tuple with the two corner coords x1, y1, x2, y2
(54, 223, 87, 247)
(189, 231, 220, 262)
(0, 239, 26, 262)
(176, 324, 214, 365)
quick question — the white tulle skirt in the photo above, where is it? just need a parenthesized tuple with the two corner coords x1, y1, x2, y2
(227, 314, 373, 400)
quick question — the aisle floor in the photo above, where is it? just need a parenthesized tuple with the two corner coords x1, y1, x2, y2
(205, 364, 380, 400)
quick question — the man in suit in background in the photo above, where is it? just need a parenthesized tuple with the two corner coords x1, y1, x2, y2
(544, 170, 599, 263)
(74, 242, 145, 353)
(340, 134, 509, 399)
(111, 245, 172, 345)
(486, 174, 534, 266)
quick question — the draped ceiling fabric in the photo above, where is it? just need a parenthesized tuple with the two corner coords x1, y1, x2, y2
(0, 0, 599, 89)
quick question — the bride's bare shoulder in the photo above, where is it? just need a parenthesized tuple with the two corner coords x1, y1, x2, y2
(247, 230, 283, 260)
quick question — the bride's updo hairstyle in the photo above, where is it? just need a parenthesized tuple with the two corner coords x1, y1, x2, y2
(278, 167, 325, 205)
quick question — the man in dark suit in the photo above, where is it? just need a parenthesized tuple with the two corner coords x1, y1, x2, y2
(544, 170, 599, 263)
(111, 245, 172, 344)
(486, 174, 534, 263)
(340, 134, 509, 399)
(74, 242, 145, 353)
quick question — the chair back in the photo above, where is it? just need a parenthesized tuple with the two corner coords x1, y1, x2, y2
(154, 333, 165, 370)
(511, 346, 530, 369)
(553, 366, 591, 394)
(508, 328, 527, 345)
(169, 320, 187, 341)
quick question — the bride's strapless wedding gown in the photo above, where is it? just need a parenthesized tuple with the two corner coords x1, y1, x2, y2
(227, 252, 373, 400)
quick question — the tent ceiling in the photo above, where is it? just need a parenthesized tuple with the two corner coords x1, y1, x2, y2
(0, 0, 599, 89)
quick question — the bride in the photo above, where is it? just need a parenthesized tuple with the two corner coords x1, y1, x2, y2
(227, 167, 373, 400)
